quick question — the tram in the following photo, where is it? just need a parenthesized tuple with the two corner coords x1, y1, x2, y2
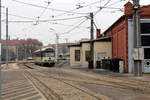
(34, 47, 55, 66)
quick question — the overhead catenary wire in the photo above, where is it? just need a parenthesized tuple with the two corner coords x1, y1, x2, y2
(60, 18, 89, 36)
(107, 0, 126, 7)
(54, 1, 102, 17)
(38, 3, 50, 19)
(34, 1, 51, 25)
(12, 0, 88, 15)
(1, 12, 35, 20)
(2, 15, 87, 23)
(94, 0, 112, 15)
(50, 22, 89, 29)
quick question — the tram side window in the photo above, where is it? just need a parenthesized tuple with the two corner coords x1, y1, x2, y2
(45, 53, 55, 57)
(141, 23, 150, 33)
(75, 50, 80, 61)
(35, 53, 41, 57)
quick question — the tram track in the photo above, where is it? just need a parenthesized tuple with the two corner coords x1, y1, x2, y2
(20, 63, 111, 100)
(28, 63, 150, 94)
(21, 63, 150, 100)
(32, 71, 150, 94)
(19, 63, 64, 100)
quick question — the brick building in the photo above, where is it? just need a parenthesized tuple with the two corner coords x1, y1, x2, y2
(103, 2, 150, 73)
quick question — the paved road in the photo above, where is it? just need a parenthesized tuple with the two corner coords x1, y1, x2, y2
(1, 64, 46, 100)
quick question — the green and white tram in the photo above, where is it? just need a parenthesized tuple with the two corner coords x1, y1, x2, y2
(34, 47, 55, 66)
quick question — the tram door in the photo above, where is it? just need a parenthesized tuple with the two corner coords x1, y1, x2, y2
(141, 22, 150, 72)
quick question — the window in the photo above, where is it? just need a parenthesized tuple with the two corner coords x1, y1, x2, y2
(97, 52, 107, 60)
(75, 50, 80, 61)
(85, 51, 90, 61)
(141, 36, 150, 46)
(141, 23, 150, 46)
(44, 53, 55, 57)
(141, 23, 150, 34)
(144, 48, 150, 59)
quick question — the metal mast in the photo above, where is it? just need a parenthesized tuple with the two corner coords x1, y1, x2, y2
(133, 0, 142, 76)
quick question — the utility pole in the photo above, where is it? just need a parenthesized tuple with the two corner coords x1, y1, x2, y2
(6, 8, 9, 67)
(0, 0, 1, 40)
(89, 12, 94, 69)
(0, 43, 1, 100)
(55, 34, 59, 62)
(0, 0, 2, 99)
(133, 0, 142, 76)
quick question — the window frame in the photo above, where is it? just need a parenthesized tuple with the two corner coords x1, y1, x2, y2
(75, 50, 80, 61)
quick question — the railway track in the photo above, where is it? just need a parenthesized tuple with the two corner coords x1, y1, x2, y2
(33, 70, 150, 94)
(19, 63, 63, 100)
(21, 63, 150, 100)
(27, 63, 150, 94)
(21, 63, 111, 100)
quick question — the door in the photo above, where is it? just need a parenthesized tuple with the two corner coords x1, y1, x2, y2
(143, 48, 150, 73)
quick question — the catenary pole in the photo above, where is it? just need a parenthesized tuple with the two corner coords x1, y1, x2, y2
(133, 0, 142, 76)
(0, 0, 2, 98)
(6, 8, 9, 67)
(0, 0, 1, 40)
(55, 33, 59, 62)
(90, 13, 94, 68)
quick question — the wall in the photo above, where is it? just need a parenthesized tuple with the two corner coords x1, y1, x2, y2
(81, 43, 90, 67)
(69, 46, 82, 66)
(105, 17, 128, 72)
(94, 42, 112, 67)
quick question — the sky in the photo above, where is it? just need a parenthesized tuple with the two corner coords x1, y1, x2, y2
(2, 0, 150, 45)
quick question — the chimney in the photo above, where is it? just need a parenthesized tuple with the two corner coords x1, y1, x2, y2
(96, 29, 102, 38)
(124, 2, 133, 16)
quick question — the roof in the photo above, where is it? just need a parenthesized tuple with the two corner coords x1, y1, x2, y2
(68, 37, 111, 47)
(34, 46, 54, 53)
(103, 15, 126, 35)
(103, 2, 150, 35)
(68, 43, 81, 47)
(94, 37, 112, 42)
(49, 43, 74, 47)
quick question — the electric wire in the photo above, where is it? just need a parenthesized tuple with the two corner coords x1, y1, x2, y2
(107, 0, 125, 7)
(50, 22, 89, 29)
(34, 2, 51, 25)
(38, 3, 50, 19)
(94, 0, 112, 15)
(54, 1, 102, 17)
(60, 18, 89, 36)
(2, 16, 87, 23)
(12, 0, 88, 15)
(1, 12, 35, 20)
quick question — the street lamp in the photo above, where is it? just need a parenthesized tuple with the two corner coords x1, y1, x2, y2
(49, 28, 59, 62)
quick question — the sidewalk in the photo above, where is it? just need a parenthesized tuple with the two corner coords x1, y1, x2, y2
(69, 66, 150, 82)
(1, 63, 46, 100)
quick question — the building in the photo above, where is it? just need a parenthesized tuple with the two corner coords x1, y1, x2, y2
(103, 2, 150, 73)
(0, 38, 42, 61)
(49, 43, 74, 57)
(69, 37, 112, 67)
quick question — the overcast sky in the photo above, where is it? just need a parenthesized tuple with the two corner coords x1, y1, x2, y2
(2, 0, 150, 45)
